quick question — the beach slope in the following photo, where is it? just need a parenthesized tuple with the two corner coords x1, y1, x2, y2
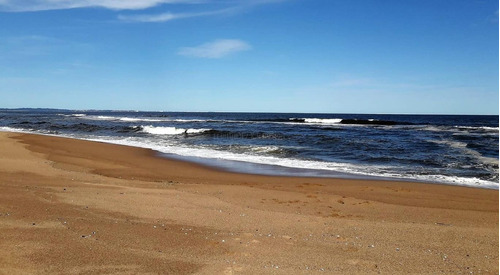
(0, 132, 498, 274)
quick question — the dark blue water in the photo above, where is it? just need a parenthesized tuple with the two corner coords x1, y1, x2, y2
(0, 109, 498, 188)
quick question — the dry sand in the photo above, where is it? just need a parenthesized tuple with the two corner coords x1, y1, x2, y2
(0, 131, 498, 274)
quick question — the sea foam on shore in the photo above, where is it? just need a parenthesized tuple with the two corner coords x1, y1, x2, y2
(1, 110, 498, 189)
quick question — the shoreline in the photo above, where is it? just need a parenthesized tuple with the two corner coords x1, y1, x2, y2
(11, 130, 497, 192)
(0, 131, 498, 273)
(1, 128, 497, 189)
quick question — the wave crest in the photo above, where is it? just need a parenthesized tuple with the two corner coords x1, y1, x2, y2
(141, 126, 212, 135)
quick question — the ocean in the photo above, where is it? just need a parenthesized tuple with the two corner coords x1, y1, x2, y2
(0, 109, 498, 189)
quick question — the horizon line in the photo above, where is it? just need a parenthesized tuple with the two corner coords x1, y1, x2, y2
(1, 107, 498, 116)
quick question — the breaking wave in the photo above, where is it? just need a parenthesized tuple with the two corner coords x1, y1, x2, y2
(289, 118, 405, 126)
(141, 126, 212, 136)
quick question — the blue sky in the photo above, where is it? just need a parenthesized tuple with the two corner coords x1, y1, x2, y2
(0, 0, 498, 114)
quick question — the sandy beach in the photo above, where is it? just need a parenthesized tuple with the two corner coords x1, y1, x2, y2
(0, 131, 497, 274)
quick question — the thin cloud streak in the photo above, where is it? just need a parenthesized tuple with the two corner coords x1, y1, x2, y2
(0, 0, 290, 25)
(177, 39, 251, 58)
(118, 6, 239, 22)
(0, 0, 200, 12)
(0, 0, 285, 12)
(117, 0, 287, 23)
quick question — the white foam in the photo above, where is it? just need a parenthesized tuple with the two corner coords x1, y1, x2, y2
(84, 136, 498, 189)
(169, 119, 211, 123)
(250, 145, 282, 153)
(429, 139, 468, 149)
(59, 113, 86, 117)
(93, 115, 117, 121)
(428, 139, 499, 173)
(0, 126, 26, 133)
(99, 116, 213, 123)
(186, 128, 212, 134)
(290, 118, 342, 124)
(141, 126, 211, 135)
(142, 126, 185, 135)
(118, 117, 165, 122)
(76, 115, 171, 122)
(302, 118, 343, 124)
(419, 125, 499, 135)
(454, 126, 499, 132)
(419, 125, 449, 132)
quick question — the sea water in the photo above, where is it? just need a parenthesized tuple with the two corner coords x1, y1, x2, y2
(0, 109, 497, 189)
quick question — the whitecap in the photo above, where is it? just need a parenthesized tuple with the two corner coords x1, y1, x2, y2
(296, 118, 343, 124)
(118, 117, 165, 122)
(141, 126, 211, 135)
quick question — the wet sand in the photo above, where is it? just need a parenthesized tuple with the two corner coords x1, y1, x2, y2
(0, 132, 498, 274)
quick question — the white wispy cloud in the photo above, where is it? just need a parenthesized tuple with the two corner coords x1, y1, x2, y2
(117, 1, 286, 23)
(0, 0, 199, 12)
(177, 39, 251, 58)
(0, 0, 289, 24)
(118, 7, 238, 23)
(0, 0, 286, 12)
(117, 12, 189, 23)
